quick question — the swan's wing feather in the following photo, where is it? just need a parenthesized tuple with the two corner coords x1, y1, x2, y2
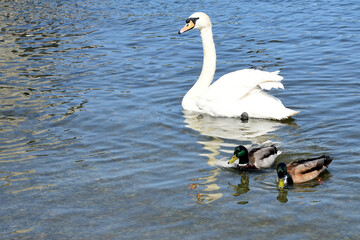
(257, 70, 284, 90)
(195, 69, 298, 119)
(199, 69, 284, 103)
(258, 81, 284, 90)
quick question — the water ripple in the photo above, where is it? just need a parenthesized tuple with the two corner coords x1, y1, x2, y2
(0, 0, 360, 239)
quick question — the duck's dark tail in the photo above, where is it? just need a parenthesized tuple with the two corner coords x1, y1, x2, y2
(322, 155, 333, 167)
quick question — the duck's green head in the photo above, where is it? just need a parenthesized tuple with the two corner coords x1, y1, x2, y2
(277, 163, 287, 189)
(228, 145, 249, 164)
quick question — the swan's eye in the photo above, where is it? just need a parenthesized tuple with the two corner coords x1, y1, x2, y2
(186, 17, 199, 24)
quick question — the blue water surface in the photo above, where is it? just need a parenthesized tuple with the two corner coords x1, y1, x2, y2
(0, 0, 359, 239)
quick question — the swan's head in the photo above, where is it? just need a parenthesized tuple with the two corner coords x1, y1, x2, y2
(178, 12, 211, 34)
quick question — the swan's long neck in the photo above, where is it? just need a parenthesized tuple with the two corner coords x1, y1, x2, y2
(182, 26, 216, 111)
(198, 27, 216, 88)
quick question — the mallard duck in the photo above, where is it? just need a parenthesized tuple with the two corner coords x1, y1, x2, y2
(228, 145, 280, 169)
(178, 12, 299, 120)
(277, 155, 333, 188)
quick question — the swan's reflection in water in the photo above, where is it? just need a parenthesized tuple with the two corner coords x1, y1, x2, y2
(184, 111, 297, 204)
(183, 111, 289, 144)
(188, 167, 223, 204)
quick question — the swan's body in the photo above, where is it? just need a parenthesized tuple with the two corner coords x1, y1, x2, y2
(179, 12, 299, 120)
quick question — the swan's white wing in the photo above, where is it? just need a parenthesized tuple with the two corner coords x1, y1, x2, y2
(197, 69, 284, 108)
(195, 69, 299, 119)
(257, 70, 284, 90)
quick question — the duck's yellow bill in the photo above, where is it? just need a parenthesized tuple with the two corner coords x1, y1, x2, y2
(228, 154, 238, 164)
(278, 178, 285, 189)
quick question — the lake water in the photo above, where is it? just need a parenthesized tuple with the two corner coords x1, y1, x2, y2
(1, 0, 360, 239)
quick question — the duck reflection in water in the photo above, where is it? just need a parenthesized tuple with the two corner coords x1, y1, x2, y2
(228, 172, 250, 196)
(277, 188, 288, 203)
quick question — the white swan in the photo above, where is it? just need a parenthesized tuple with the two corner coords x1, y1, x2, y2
(178, 12, 299, 120)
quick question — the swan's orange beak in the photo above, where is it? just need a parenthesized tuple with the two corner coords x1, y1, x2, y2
(178, 19, 195, 34)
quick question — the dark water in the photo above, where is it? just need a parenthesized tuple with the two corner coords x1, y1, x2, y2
(1, 0, 359, 239)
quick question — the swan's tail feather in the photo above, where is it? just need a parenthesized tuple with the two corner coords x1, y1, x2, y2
(257, 70, 284, 90)
(259, 82, 284, 90)
(277, 109, 300, 120)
